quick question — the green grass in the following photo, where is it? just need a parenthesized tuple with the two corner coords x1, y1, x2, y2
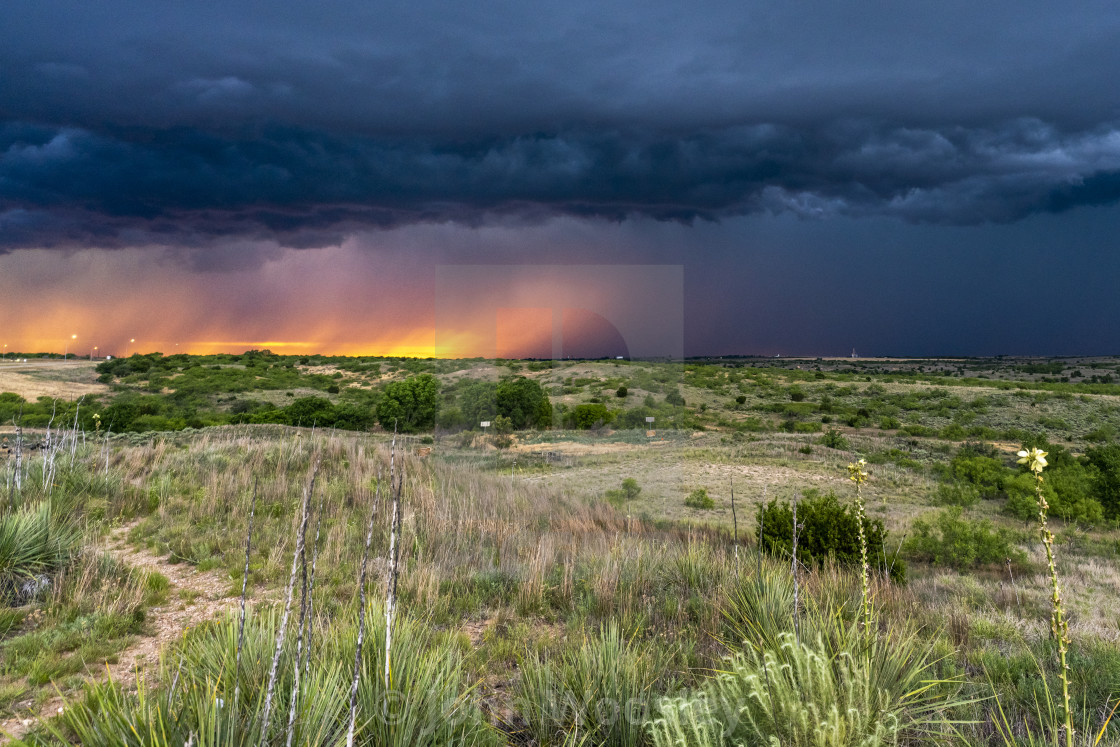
(5, 355, 1120, 744)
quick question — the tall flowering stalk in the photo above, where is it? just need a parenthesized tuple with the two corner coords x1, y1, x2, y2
(1018, 446, 1073, 747)
(847, 458, 873, 636)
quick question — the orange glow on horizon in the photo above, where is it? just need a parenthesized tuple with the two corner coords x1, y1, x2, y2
(1, 247, 681, 360)
(4, 336, 441, 359)
(0, 246, 449, 358)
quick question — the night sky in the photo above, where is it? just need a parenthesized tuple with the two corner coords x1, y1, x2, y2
(3, 1, 1120, 357)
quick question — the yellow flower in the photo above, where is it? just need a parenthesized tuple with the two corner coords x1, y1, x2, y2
(847, 458, 869, 483)
(1017, 447, 1048, 474)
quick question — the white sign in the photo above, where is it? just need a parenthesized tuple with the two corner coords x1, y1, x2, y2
(480, 421, 491, 427)
(645, 417, 655, 423)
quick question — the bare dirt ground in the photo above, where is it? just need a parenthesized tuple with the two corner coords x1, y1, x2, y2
(0, 360, 108, 403)
(0, 523, 237, 744)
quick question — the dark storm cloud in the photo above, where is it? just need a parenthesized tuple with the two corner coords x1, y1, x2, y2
(3, 0, 1120, 247)
(3, 120, 1120, 248)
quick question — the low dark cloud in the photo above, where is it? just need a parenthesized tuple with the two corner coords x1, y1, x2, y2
(3, 119, 1119, 249)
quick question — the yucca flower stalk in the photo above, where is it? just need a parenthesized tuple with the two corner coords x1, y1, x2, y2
(233, 479, 258, 713)
(259, 457, 319, 747)
(847, 458, 873, 636)
(1018, 446, 1074, 747)
(346, 469, 382, 747)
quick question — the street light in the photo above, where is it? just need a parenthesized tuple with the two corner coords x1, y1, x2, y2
(64, 334, 76, 361)
(90, 346, 98, 361)
(128, 338, 135, 357)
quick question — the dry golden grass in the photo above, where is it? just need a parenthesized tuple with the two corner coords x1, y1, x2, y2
(0, 360, 107, 404)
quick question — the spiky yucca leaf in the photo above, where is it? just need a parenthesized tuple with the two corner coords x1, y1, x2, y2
(650, 629, 962, 747)
(0, 501, 80, 600)
(516, 621, 664, 747)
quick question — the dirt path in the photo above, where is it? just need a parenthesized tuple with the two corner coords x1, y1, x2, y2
(1, 523, 239, 743)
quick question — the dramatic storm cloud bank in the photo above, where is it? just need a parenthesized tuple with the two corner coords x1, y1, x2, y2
(4, 0, 1120, 354)
(4, 120, 1120, 249)
(4, 0, 1120, 249)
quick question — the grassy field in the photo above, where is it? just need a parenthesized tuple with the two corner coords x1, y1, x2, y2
(3, 354, 1120, 744)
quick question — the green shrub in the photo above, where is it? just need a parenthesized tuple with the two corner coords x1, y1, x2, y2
(721, 559, 796, 653)
(757, 490, 903, 583)
(566, 403, 614, 429)
(1004, 476, 1105, 525)
(1086, 443, 1120, 519)
(903, 508, 1025, 569)
(606, 478, 642, 509)
(940, 423, 967, 440)
(818, 428, 849, 450)
(684, 488, 714, 510)
(949, 443, 1010, 498)
(932, 481, 981, 508)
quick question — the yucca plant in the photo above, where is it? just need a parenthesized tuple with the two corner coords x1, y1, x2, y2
(49, 602, 495, 746)
(516, 622, 665, 747)
(0, 500, 80, 602)
(348, 612, 495, 746)
(722, 556, 796, 655)
(49, 606, 342, 746)
(650, 627, 960, 747)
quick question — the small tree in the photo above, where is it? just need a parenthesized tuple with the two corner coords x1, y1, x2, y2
(491, 414, 513, 435)
(1086, 443, 1120, 518)
(496, 376, 553, 429)
(566, 403, 613, 429)
(376, 374, 439, 432)
(819, 428, 849, 450)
